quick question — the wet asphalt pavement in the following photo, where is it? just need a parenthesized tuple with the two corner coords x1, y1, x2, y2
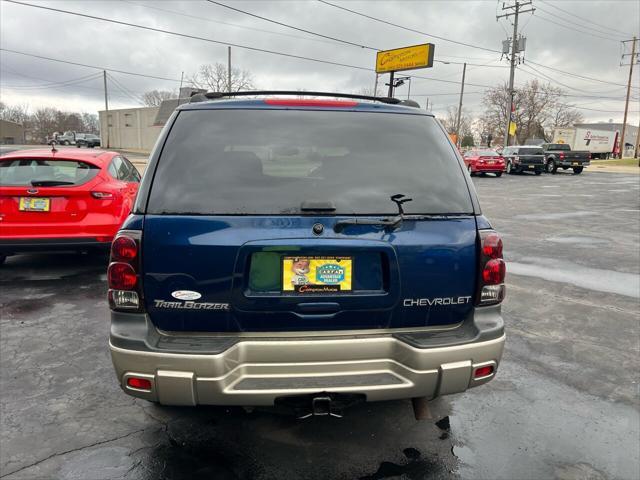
(1, 170, 639, 480)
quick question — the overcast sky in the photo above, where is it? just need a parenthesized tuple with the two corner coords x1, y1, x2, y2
(1, 0, 638, 124)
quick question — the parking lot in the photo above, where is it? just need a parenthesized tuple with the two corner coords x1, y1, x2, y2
(1, 169, 638, 480)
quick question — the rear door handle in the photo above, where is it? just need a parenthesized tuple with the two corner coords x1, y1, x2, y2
(296, 302, 340, 314)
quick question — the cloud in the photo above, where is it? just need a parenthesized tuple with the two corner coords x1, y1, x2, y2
(0, 0, 638, 124)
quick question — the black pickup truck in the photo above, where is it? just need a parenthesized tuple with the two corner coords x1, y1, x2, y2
(542, 143, 590, 174)
(502, 145, 545, 175)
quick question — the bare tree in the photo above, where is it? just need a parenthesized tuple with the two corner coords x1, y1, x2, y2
(30, 108, 58, 143)
(480, 80, 583, 143)
(187, 63, 255, 92)
(140, 89, 177, 107)
(0, 101, 29, 125)
(440, 106, 472, 137)
(548, 103, 584, 129)
(81, 113, 100, 134)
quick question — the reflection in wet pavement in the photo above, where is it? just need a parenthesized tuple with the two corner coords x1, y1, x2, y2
(508, 256, 640, 298)
(1, 172, 639, 479)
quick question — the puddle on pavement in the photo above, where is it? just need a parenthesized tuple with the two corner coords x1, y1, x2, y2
(546, 235, 609, 246)
(508, 257, 639, 298)
(514, 211, 597, 221)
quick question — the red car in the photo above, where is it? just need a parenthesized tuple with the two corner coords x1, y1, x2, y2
(0, 148, 140, 264)
(463, 149, 506, 177)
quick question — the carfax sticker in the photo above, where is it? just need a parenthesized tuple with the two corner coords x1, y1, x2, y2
(282, 256, 352, 293)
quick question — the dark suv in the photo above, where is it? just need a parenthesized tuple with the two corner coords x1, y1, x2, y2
(107, 92, 506, 416)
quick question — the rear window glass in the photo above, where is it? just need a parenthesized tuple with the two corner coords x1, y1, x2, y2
(0, 159, 100, 186)
(516, 148, 544, 155)
(147, 109, 473, 215)
(547, 144, 570, 151)
(475, 149, 499, 156)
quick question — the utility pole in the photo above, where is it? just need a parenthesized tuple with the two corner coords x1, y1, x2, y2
(103, 70, 109, 148)
(227, 46, 232, 93)
(620, 36, 637, 159)
(373, 73, 379, 97)
(425, 98, 429, 111)
(387, 71, 395, 98)
(455, 62, 467, 146)
(497, 1, 534, 149)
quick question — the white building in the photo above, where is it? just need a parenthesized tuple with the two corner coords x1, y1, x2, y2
(98, 106, 162, 152)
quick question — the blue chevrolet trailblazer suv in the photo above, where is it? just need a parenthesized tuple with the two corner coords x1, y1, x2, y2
(108, 91, 506, 417)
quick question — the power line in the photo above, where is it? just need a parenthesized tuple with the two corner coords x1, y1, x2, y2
(107, 73, 145, 105)
(0, 69, 103, 89)
(3, 1, 494, 89)
(207, 0, 505, 69)
(317, 0, 502, 54)
(534, 4, 624, 40)
(0, 48, 184, 83)
(206, 0, 376, 51)
(4, 1, 377, 73)
(121, 0, 339, 46)
(537, 0, 634, 38)
(0, 66, 140, 102)
(532, 9, 622, 43)
(526, 59, 640, 90)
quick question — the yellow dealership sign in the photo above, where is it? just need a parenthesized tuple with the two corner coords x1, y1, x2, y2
(376, 43, 435, 74)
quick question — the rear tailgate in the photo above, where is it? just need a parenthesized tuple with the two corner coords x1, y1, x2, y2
(141, 106, 478, 333)
(142, 215, 477, 332)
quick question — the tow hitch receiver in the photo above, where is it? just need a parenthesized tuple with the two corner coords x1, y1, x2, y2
(276, 392, 365, 418)
(299, 396, 342, 419)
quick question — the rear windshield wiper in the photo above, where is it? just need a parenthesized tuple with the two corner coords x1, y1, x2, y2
(334, 194, 411, 232)
(30, 180, 75, 186)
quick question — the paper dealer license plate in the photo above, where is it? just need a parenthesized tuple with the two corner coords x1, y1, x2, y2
(282, 256, 352, 293)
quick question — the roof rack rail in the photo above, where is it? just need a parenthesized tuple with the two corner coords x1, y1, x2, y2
(189, 90, 403, 105)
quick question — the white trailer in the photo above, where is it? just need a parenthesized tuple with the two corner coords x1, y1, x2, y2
(552, 127, 618, 159)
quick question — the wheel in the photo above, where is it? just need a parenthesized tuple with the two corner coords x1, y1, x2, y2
(506, 161, 513, 174)
(534, 168, 542, 176)
(467, 164, 474, 176)
(546, 159, 557, 174)
(573, 166, 584, 174)
(495, 172, 503, 177)
(76, 143, 81, 148)
(63, 140, 70, 146)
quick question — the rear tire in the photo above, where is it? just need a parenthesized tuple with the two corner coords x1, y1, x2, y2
(573, 166, 584, 174)
(467, 164, 474, 176)
(546, 159, 557, 174)
(506, 161, 513, 174)
(63, 140, 70, 146)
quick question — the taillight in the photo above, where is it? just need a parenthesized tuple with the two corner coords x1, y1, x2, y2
(478, 230, 506, 305)
(108, 262, 137, 289)
(482, 233, 503, 258)
(108, 231, 142, 311)
(483, 259, 506, 284)
(111, 236, 137, 261)
(559, 153, 565, 160)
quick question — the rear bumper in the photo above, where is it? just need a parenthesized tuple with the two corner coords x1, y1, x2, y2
(471, 164, 505, 172)
(558, 161, 589, 167)
(110, 306, 506, 406)
(0, 237, 112, 253)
